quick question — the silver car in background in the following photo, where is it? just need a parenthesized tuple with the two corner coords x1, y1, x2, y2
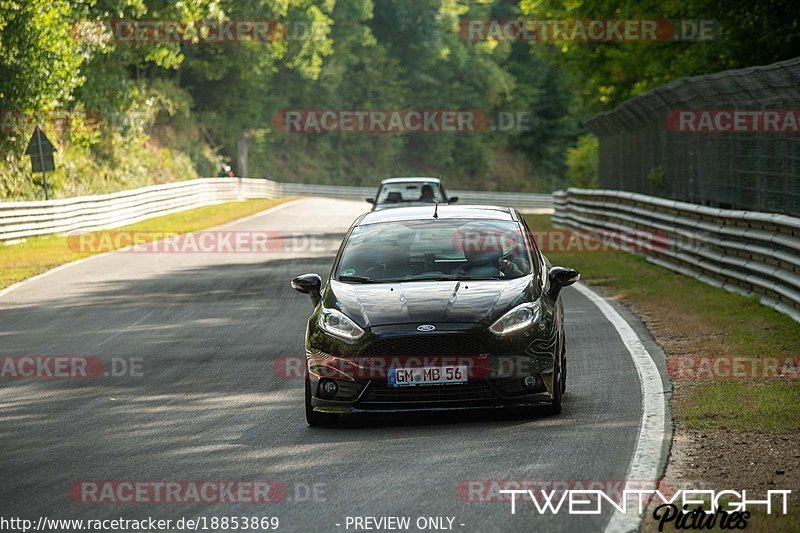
(366, 177, 459, 211)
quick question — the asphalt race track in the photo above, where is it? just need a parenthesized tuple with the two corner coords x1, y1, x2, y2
(0, 198, 670, 532)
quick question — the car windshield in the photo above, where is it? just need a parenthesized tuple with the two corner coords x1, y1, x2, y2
(376, 182, 445, 204)
(335, 219, 531, 282)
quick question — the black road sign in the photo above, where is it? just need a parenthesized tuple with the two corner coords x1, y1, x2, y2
(30, 152, 55, 173)
(25, 126, 56, 198)
(25, 126, 55, 155)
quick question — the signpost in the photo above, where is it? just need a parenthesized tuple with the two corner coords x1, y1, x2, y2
(25, 125, 56, 200)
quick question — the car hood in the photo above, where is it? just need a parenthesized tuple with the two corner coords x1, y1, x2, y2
(325, 277, 535, 327)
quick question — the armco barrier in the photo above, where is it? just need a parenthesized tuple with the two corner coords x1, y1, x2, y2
(553, 188, 800, 324)
(0, 179, 274, 242)
(0, 178, 552, 242)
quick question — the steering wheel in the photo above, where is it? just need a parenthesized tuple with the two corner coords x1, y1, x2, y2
(363, 264, 387, 276)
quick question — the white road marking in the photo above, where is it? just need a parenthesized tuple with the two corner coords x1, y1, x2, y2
(573, 282, 667, 533)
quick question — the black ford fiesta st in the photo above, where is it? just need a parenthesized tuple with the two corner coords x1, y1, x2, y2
(291, 205, 579, 426)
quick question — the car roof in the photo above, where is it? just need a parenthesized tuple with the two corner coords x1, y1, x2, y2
(357, 205, 517, 225)
(380, 177, 441, 185)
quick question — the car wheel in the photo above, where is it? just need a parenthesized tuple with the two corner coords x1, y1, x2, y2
(305, 376, 338, 426)
(561, 342, 567, 395)
(546, 359, 563, 416)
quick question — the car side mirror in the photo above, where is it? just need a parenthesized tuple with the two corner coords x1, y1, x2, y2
(448, 196, 459, 203)
(291, 273, 322, 306)
(546, 267, 580, 299)
(366, 198, 375, 204)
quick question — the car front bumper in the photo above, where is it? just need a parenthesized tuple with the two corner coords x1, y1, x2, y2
(306, 355, 558, 414)
(305, 321, 561, 414)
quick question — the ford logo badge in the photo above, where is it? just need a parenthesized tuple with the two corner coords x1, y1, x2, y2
(417, 324, 436, 332)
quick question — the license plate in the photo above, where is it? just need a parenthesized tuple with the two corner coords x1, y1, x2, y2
(388, 366, 468, 387)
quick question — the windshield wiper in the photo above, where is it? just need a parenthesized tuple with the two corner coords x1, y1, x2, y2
(448, 275, 505, 281)
(339, 274, 507, 283)
(337, 275, 380, 283)
(398, 274, 493, 282)
(433, 274, 506, 281)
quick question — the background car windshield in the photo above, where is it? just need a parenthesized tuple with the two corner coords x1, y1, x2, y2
(336, 220, 531, 281)
(376, 182, 445, 204)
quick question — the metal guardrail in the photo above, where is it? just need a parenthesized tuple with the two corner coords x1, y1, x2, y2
(0, 178, 552, 242)
(553, 188, 800, 324)
(0, 179, 276, 242)
(450, 189, 552, 209)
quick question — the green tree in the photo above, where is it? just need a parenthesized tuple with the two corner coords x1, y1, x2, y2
(522, 0, 800, 113)
(566, 134, 598, 188)
(0, 0, 95, 113)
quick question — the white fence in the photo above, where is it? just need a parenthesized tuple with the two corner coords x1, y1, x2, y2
(0, 179, 275, 242)
(554, 188, 800, 323)
(0, 178, 552, 242)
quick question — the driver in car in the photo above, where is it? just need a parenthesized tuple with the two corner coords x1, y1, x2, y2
(451, 229, 525, 278)
(419, 184, 435, 202)
(365, 235, 414, 280)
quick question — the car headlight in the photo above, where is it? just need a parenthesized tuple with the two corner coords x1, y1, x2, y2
(489, 300, 541, 336)
(318, 308, 365, 340)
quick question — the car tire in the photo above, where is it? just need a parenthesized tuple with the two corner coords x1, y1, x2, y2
(561, 342, 567, 395)
(305, 376, 338, 427)
(546, 359, 563, 416)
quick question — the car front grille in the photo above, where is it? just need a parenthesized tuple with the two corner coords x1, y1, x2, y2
(360, 380, 497, 403)
(361, 334, 492, 358)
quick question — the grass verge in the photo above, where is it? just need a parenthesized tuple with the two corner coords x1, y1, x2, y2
(0, 198, 291, 291)
(524, 214, 800, 530)
(525, 213, 800, 433)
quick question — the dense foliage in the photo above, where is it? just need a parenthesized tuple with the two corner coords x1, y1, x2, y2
(1, 1, 798, 199)
(524, 0, 800, 113)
